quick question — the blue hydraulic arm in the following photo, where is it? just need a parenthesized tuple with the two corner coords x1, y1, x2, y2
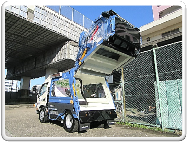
(74, 10, 141, 73)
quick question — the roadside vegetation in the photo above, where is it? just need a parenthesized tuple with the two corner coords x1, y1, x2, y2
(115, 121, 182, 136)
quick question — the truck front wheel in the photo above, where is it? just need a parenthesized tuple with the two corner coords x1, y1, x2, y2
(63, 111, 78, 133)
(39, 107, 48, 123)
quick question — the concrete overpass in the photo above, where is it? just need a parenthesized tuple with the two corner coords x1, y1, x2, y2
(5, 5, 92, 93)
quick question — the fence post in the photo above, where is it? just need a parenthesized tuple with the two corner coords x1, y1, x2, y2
(72, 7, 74, 22)
(83, 15, 84, 27)
(121, 67, 126, 122)
(153, 48, 163, 129)
(59, 6, 61, 15)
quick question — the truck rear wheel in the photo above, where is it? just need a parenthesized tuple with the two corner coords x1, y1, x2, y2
(63, 111, 78, 133)
(39, 107, 48, 123)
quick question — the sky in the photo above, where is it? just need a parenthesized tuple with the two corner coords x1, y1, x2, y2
(5, 5, 154, 89)
(71, 6, 153, 28)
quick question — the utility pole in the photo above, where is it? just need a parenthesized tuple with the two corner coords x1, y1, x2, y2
(153, 48, 163, 129)
(121, 67, 126, 122)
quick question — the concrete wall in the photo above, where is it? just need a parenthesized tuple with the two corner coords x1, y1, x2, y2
(5, 92, 37, 104)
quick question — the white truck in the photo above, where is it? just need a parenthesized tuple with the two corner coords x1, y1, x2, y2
(35, 10, 140, 132)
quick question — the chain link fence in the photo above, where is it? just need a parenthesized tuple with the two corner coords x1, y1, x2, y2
(113, 41, 182, 130)
(154, 41, 182, 130)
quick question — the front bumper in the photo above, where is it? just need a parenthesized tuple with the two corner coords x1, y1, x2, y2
(34, 103, 39, 114)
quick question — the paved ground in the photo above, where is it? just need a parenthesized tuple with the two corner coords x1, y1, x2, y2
(4, 104, 181, 140)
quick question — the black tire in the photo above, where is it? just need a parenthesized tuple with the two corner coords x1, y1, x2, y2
(39, 107, 48, 123)
(63, 111, 78, 133)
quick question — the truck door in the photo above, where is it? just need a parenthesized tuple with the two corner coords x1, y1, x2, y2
(48, 77, 74, 120)
(37, 83, 48, 108)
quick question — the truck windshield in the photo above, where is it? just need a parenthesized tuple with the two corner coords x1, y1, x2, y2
(83, 83, 106, 98)
(75, 78, 106, 99)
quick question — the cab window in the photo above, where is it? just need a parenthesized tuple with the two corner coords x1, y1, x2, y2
(83, 83, 106, 98)
(51, 79, 70, 97)
(39, 83, 48, 97)
(75, 79, 84, 99)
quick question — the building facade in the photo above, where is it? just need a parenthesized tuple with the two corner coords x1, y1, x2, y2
(5, 80, 19, 92)
(140, 5, 182, 51)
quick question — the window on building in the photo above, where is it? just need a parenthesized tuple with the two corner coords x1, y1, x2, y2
(159, 12, 163, 18)
(162, 31, 171, 37)
(159, 6, 181, 19)
(162, 28, 180, 38)
(147, 37, 150, 42)
(171, 28, 180, 34)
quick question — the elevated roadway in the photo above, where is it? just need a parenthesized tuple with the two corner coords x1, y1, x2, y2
(5, 5, 89, 80)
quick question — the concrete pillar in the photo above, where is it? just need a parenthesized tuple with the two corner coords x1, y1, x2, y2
(45, 68, 58, 79)
(20, 76, 30, 90)
(19, 76, 31, 102)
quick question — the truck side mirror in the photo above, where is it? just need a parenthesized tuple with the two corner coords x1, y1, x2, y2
(37, 93, 40, 98)
(33, 87, 36, 91)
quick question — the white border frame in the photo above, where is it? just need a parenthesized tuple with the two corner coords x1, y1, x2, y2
(1, 0, 186, 141)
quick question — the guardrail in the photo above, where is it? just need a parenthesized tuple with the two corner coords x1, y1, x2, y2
(5, 5, 92, 42)
(46, 6, 93, 29)
(5, 5, 93, 30)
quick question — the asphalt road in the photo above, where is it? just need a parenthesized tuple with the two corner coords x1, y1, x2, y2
(4, 104, 181, 140)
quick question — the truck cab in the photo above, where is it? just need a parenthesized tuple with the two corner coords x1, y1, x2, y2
(35, 77, 50, 114)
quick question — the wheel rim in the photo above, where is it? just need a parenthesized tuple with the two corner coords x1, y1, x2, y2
(40, 110, 44, 120)
(66, 114, 73, 128)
